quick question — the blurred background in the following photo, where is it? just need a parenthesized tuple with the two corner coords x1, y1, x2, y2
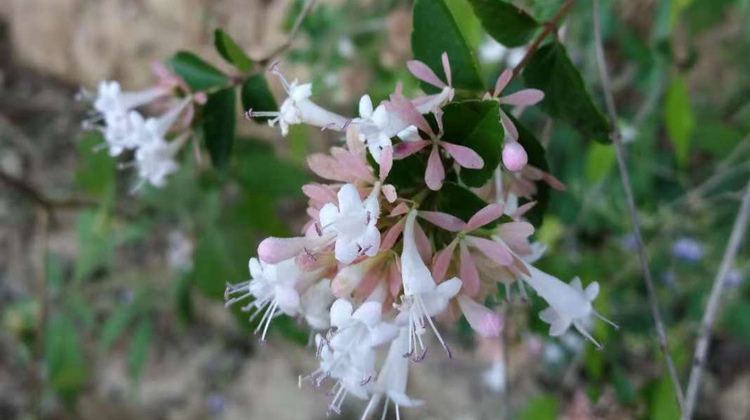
(1, 0, 749, 419)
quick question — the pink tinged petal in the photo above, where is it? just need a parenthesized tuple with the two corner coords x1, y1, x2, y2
(302, 183, 337, 204)
(459, 241, 481, 297)
(381, 219, 405, 250)
(390, 203, 410, 217)
(511, 254, 531, 277)
(494, 69, 513, 97)
(465, 236, 513, 266)
(387, 263, 402, 298)
(407, 60, 446, 89)
(379, 146, 393, 181)
(466, 203, 505, 232)
(382, 184, 397, 203)
(414, 220, 432, 264)
(500, 111, 518, 142)
(393, 140, 430, 159)
(498, 222, 535, 253)
(457, 295, 503, 338)
(440, 142, 484, 169)
(543, 172, 567, 191)
(502, 141, 528, 172)
(258, 237, 307, 263)
(425, 144, 445, 191)
(307, 153, 355, 182)
(441, 52, 452, 87)
(512, 201, 536, 218)
(500, 89, 545, 106)
(431, 239, 458, 284)
(389, 92, 434, 136)
(330, 299, 353, 328)
(482, 92, 492, 100)
(418, 211, 466, 232)
(355, 267, 381, 301)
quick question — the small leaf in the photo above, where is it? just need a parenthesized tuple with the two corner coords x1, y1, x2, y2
(99, 304, 136, 354)
(467, 0, 540, 47)
(214, 29, 253, 72)
(441, 100, 503, 187)
(128, 318, 152, 382)
(444, 0, 483, 49)
(45, 315, 87, 405)
(585, 142, 616, 184)
(664, 75, 694, 167)
(241, 74, 279, 123)
(168, 51, 228, 92)
(75, 132, 116, 199)
(232, 139, 308, 197)
(192, 231, 245, 299)
(649, 377, 680, 420)
(523, 41, 611, 143)
(412, 0, 484, 92)
(203, 87, 237, 172)
(520, 394, 559, 420)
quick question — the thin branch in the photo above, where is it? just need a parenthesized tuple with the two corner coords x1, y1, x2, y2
(32, 207, 49, 417)
(592, 0, 689, 417)
(684, 179, 750, 417)
(0, 169, 96, 211)
(512, 0, 574, 77)
(256, 0, 318, 67)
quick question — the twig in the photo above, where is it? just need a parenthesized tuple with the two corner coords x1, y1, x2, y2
(684, 179, 750, 417)
(256, 0, 318, 66)
(0, 169, 96, 211)
(32, 207, 50, 417)
(592, 0, 689, 417)
(512, 0, 574, 77)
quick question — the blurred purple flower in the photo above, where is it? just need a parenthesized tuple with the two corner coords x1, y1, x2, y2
(206, 394, 225, 414)
(725, 268, 744, 289)
(672, 237, 704, 262)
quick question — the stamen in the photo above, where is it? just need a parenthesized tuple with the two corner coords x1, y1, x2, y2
(593, 310, 619, 330)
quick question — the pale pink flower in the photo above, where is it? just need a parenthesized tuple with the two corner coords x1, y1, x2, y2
(407, 52, 455, 114)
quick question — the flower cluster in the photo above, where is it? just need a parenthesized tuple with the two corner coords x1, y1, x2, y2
(81, 64, 200, 191)
(226, 53, 617, 417)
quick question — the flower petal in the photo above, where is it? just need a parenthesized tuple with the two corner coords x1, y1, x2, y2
(457, 295, 503, 338)
(465, 203, 505, 232)
(258, 237, 307, 263)
(494, 69, 513, 97)
(431, 239, 458, 283)
(353, 301, 383, 326)
(466, 236, 513, 267)
(359, 94, 374, 118)
(381, 218, 406, 250)
(442, 52, 452, 87)
(440, 141, 484, 169)
(330, 298, 353, 328)
(437, 277, 463, 299)
(407, 60, 446, 89)
(502, 141, 528, 172)
(500, 111, 518, 142)
(500, 89, 544, 106)
(414, 219, 432, 264)
(379, 146, 393, 181)
(425, 144, 445, 191)
(393, 140, 430, 159)
(459, 241, 480, 296)
(419, 211, 466, 232)
(337, 183, 363, 213)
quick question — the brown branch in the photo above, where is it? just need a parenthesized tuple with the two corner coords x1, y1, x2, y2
(591, 0, 689, 417)
(684, 179, 750, 417)
(512, 0, 574, 78)
(0, 170, 96, 211)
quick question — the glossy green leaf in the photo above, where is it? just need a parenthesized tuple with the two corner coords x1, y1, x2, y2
(412, 0, 484, 92)
(214, 29, 253, 72)
(520, 394, 559, 420)
(585, 142, 616, 184)
(232, 139, 308, 197)
(445, 0, 483, 49)
(441, 100, 503, 187)
(523, 42, 611, 143)
(241, 74, 279, 123)
(467, 0, 540, 47)
(203, 87, 236, 172)
(664, 76, 694, 167)
(128, 318, 152, 381)
(168, 51, 228, 92)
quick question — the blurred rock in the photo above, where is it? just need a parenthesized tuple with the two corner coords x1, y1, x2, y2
(0, 0, 291, 88)
(720, 374, 750, 420)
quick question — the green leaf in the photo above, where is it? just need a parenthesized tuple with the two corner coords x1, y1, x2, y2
(520, 394, 559, 420)
(214, 29, 253, 72)
(75, 132, 116, 199)
(241, 74, 279, 123)
(168, 51, 228, 92)
(412, 0, 484, 92)
(192, 231, 246, 299)
(467, 0, 540, 47)
(523, 41, 611, 143)
(45, 315, 87, 405)
(510, 115, 552, 226)
(203, 87, 237, 172)
(649, 377, 680, 420)
(99, 304, 136, 354)
(442, 100, 503, 187)
(664, 75, 694, 167)
(232, 139, 308, 197)
(585, 142, 616, 184)
(74, 211, 114, 283)
(444, 0, 483, 49)
(385, 152, 428, 191)
(128, 318, 152, 382)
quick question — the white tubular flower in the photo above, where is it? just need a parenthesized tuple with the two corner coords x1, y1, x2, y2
(360, 328, 423, 420)
(354, 94, 409, 162)
(86, 80, 170, 156)
(246, 66, 348, 136)
(397, 210, 462, 360)
(300, 279, 335, 330)
(522, 266, 617, 349)
(225, 258, 308, 342)
(319, 183, 381, 264)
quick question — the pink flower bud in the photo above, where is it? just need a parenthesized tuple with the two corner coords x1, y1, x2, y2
(502, 142, 528, 172)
